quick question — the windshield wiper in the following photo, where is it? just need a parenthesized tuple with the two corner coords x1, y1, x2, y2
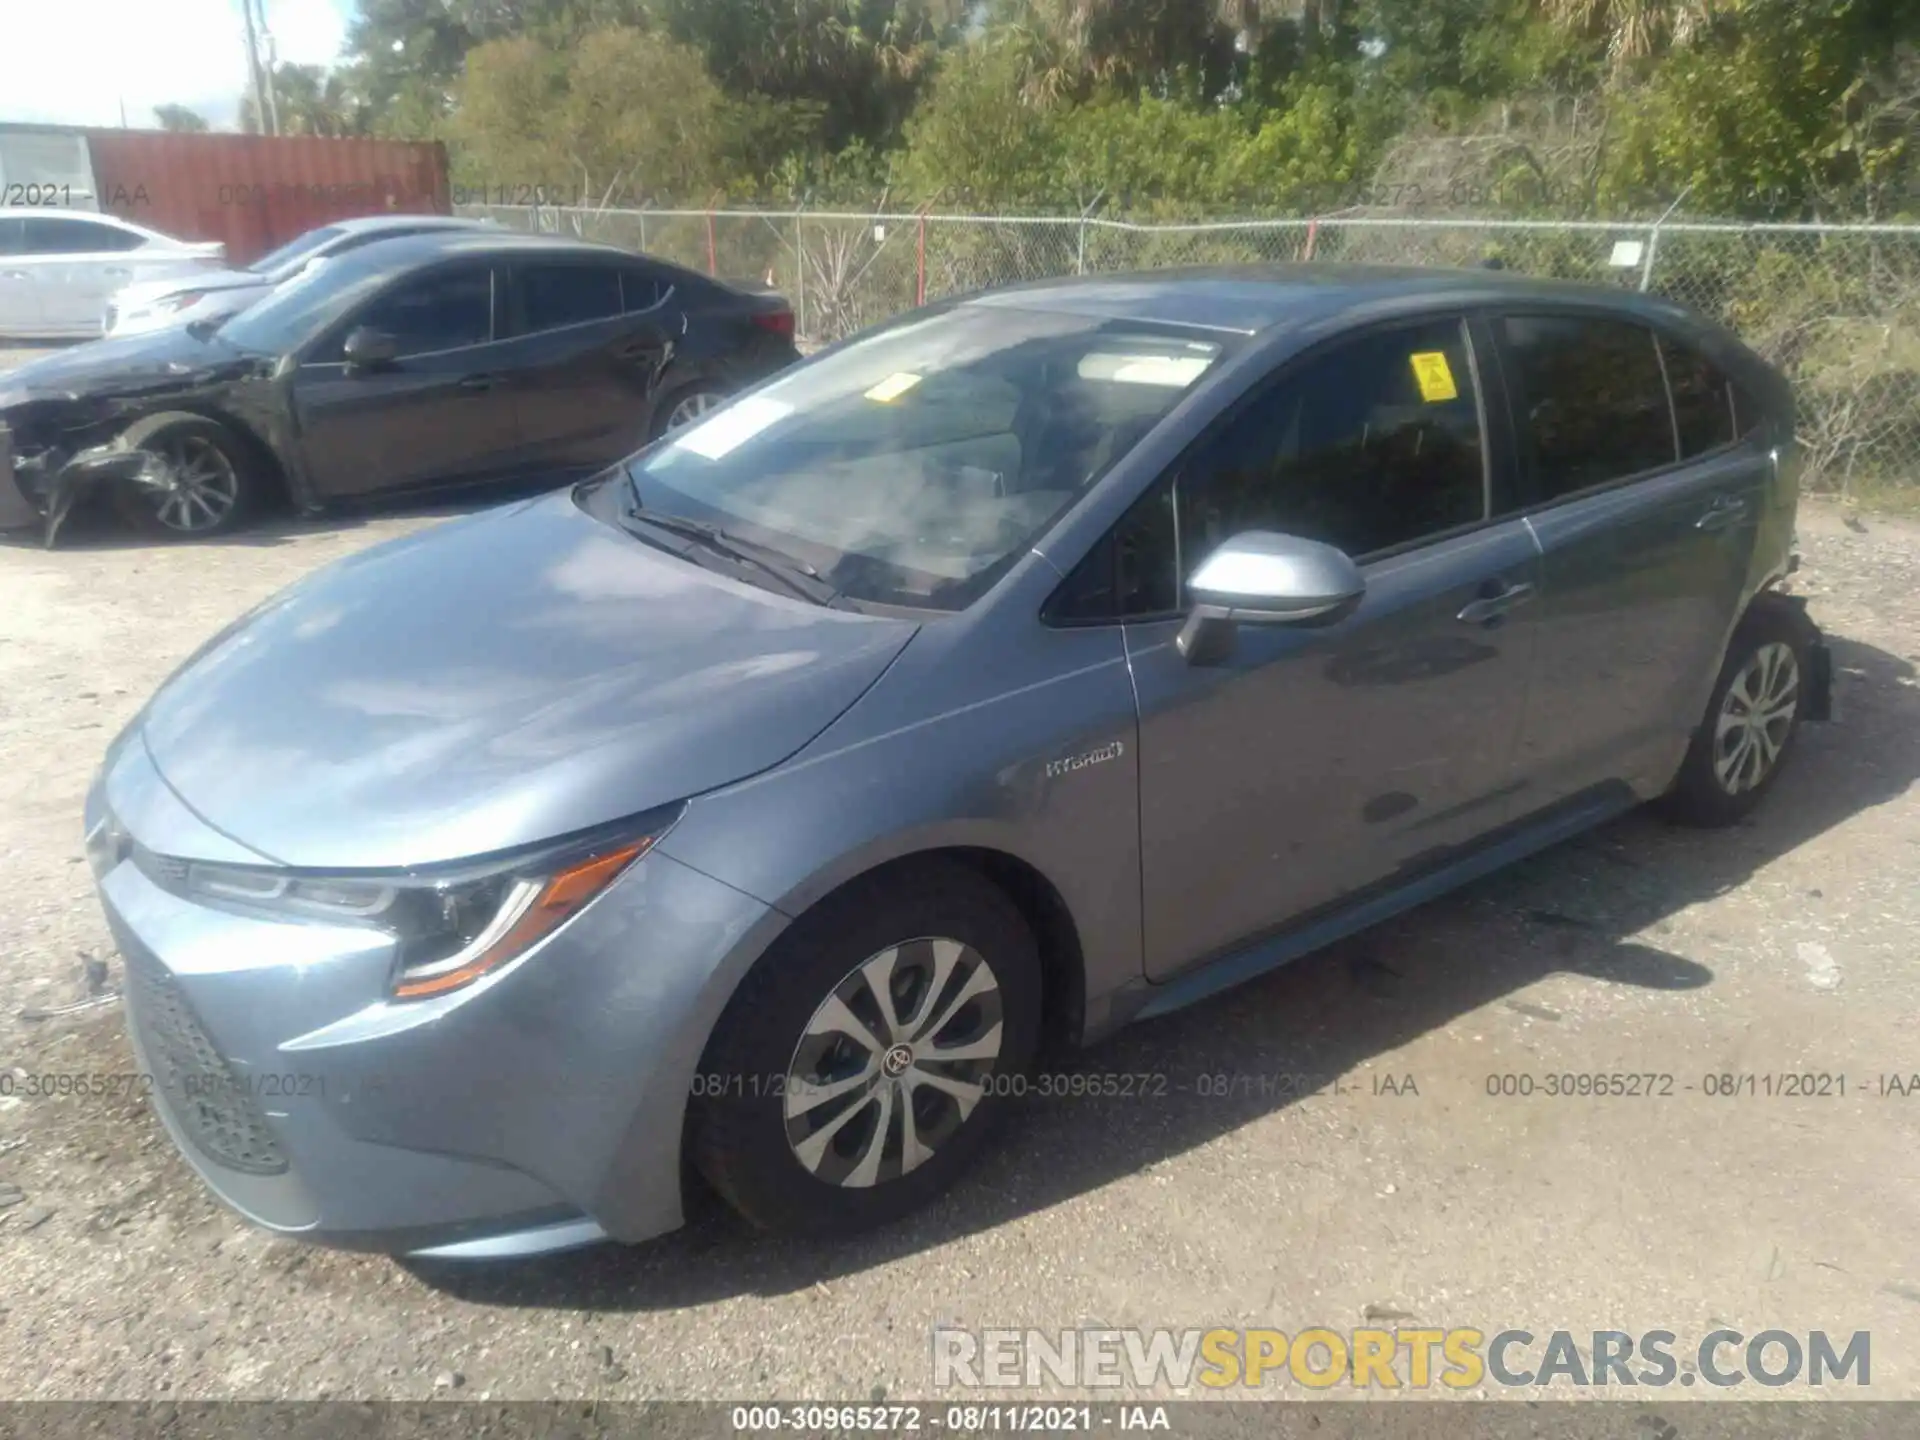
(624, 503, 837, 607)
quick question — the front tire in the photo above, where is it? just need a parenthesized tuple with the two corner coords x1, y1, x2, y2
(689, 861, 1041, 1237)
(1659, 599, 1811, 827)
(112, 414, 258, 538)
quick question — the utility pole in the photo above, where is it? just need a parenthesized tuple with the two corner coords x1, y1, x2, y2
(255, 0, 282, 137)
(240, 0, 268, 134)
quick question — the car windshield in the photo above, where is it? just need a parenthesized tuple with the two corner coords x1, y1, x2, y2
(248, 226, 346, 279)
(627, 304, 1230, 611)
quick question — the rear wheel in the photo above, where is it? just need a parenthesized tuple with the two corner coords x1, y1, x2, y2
(653, 384, 731, 439)
(112, 414, 257, 538)
(689, 862, 1041, 1236)
(1659, 601, 1810, 827)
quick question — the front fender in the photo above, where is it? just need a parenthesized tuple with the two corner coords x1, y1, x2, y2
(654, 623, 1147, 1045)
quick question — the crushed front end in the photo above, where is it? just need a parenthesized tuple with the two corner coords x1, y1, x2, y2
(0, 399, 169, 547)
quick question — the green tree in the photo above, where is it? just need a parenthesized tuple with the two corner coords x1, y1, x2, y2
(339, 0, 485, 129)
(1533, 0, 1725, 74)
(241, 65, 368, 137)
(152, 104, 210, 132)
(649, 0, 963, 153)
(450, 27, 729, 200)
(1600, 0, 1920, 215)
(898, 38, 1070, 205)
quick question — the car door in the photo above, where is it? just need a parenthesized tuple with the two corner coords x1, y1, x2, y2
(0, 217, 42, 334)
(290, 259, 524, 500)
(1492, 312, 1770, 812)
(1105, 316, 1542, 981)
(495, 256, 673, 478)
(17, 215, 148, 334)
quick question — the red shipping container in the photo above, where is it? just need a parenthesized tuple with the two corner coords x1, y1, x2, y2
(80, 131, 450, 266)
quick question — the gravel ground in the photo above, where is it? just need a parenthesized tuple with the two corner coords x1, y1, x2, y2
(0, 408, 1916, 1402)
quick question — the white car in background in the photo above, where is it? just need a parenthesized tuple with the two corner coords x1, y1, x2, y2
(103, 214, 499, 338)
(0, 209, 226, 340)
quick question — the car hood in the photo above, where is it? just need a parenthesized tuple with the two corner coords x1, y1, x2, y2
(0, 326, 259, 409)
(135, 488, 920, 869)
(114, 269, 267, 305)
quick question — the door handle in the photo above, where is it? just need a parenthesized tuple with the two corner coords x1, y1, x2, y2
(457, 374, 498, 392)
(1695, 495, 1749, 532)
(102, 267, 130, 278)
(612, 341, 654, 361)
(1457, 580, 1536, 626)
(1, 271, 28, 281)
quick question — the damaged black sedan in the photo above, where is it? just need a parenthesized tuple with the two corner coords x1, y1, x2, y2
(0, 230, 798, 544)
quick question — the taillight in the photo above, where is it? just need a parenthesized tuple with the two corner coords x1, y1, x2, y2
(752, 309, 795, 339)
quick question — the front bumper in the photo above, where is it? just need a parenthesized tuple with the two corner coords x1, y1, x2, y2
(89, 742, 785, 1257)
(0, 424, 35, 531)
(0, 420, 169, 545)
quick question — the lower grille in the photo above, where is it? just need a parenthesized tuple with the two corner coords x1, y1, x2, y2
(125, 955, 289, 1176)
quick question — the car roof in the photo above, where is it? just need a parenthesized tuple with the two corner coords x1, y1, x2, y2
(0, 206, 146, 226)
(965, 263, 1704, 337)
(324, 214, 493, 235)
(315, 228, 644, 278)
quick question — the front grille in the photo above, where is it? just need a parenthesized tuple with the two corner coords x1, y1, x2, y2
(125, 954, 289, 1175)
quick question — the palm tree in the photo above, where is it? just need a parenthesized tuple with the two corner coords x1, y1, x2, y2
(1537, 0, 1726, 73)
(1000, 0, 1343, 99)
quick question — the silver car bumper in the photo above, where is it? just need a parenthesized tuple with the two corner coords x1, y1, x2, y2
(89, 739, 786, 1257)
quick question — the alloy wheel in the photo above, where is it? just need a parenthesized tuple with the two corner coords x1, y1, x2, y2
(783, 938, 1004, 1189)
(1713, 641, 1800, 795)
(141, 436, 240, 533)
(665, 391, 725, 431)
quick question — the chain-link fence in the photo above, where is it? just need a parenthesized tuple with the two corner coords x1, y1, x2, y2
(460, 203, 1920, 495)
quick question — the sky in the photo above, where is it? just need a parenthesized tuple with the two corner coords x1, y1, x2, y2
(0, 0, 353, 129)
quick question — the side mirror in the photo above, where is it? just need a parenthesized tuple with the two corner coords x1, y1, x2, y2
(342, 326, 399, 371)
(1176, 530, 1366, 665)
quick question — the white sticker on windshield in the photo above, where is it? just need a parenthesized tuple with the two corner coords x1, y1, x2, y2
(671, 395, 794, 460)
(1078, 352, 1215, 387)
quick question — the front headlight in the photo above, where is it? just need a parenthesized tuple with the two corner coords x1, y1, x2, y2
(137, 808, 681, 999)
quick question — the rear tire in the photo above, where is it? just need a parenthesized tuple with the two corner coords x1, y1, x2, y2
(111, 413, 258, 539)
(1658, 599, 1811, 828)
(651, 382, 732, 440)
(689, 861, 1041, 1237)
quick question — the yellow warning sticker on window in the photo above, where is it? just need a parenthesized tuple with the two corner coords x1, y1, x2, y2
(1410, 351, 1459, 403)
(865, 372, 923, 403)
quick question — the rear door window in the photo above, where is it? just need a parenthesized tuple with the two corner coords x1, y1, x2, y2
(622, 265, 671, 313)
(518, 262, 623, 333)
(1661, 337, 1736, 457)
(1501, 315, 1677, 502)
